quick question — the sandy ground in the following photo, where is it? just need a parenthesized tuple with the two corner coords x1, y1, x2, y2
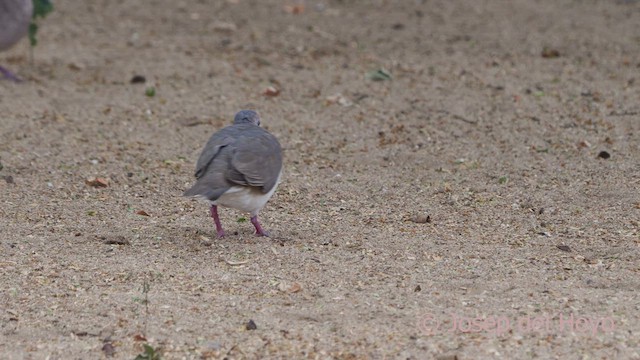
(1, 0, 639, 359)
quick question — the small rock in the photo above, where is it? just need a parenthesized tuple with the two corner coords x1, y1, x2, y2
(325, 93, 352, 107)
(288, 282, 302, 293)
(556, 245, 571, 252)
(130, 75, 146, 84)
(412, 214, 431, 224)
(541, 47, 560, 58)
(204, 341, 221, 350)
(436, 355, 458, 360)
(212, 21, 237, 32)
(102, 341, 116, 357)
(101, 235, 130, 245)
(246, 319, 257, 330)
(597, 151, 611, 159)
(85, 177, 109, 188)
(414, 285, 421, 292)
(283, 4, 305, 14)
(263, 86, 280, 97)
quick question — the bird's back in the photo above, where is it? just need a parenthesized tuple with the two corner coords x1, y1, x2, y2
(184, 123, 283, 202)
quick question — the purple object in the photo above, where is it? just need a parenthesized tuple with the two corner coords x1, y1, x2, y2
(0, 0, 33, 81)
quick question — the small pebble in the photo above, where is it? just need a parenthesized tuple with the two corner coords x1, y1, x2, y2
(412, 214, 431, 224)
(130, 75, 146, 84)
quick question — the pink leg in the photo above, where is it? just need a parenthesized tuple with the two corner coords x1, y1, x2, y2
(250, 215, 270, 237)
(0, 66, 22, 82)
(210, 205, 225, 238)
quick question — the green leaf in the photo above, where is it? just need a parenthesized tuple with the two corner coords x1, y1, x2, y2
(33, 0, 54, 19)
(29, 0, 54, 48)
(28, 23, 38, 47)
(498, 176, 508, 184)
(145, 87, 156, 97)
(237, 217, 247, 223)
(366, 68, 392, 81)
(134, 344, 161, 360)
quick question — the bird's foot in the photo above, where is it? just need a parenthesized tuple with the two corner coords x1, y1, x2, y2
(216, 230, 226, 238)
(251, 216, 270, 237)
(254, 229, 270, 237)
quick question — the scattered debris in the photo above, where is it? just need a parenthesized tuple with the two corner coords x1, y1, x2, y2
(133, 334, 147, 342)
(211, 21, 237, 32)
(411, 214, 431, 224)
(499, 176, 509, 184)
(101, 235, 130, 245)
(287, 282, 303, 293)
(130, 75, 146, 84)
(597, 150, 611, 159)
(102, 340, 116, 357)
(237, 217, 247, 223)
(414, 285, 422, 292)
(180, 116, 213, 127)
(135, 210, 150, 217)
(541, 47, 560, 58)
(556, 245, 571, 252)
(67, 62, 84, 71)
(263, 86, 280, 97)
(325, 93, 353, 107)
(3, 175, 14, 184)
(436, 354, 459, 360)
(277, 280, 303, 293)
(198, 235, 212, 246)
(366, 68, 392, 81)
(577, 140, 591, 148)
(283, 4, 305, 14)
(246, 319, 258, 330)
(145, 87, 156, 97)
(223, 258, 249, 266)
(85, 177, 109, 188)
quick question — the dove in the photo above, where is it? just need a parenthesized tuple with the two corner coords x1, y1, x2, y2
(184, 110, 283, 238)
(0, 0, 33, 81)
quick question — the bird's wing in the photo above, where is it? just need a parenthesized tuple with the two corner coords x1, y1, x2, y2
(227, 130, 283, 193)
(193, 129, 235, 179)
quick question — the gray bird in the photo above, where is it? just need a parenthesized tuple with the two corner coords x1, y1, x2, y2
(0, 0, 33, 81)
(184, 110, 283, 238)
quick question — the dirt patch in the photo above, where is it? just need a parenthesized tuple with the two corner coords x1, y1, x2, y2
(1, 0, 639, 358)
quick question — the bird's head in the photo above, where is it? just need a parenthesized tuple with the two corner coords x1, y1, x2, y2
(233, 110, 261, 126)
